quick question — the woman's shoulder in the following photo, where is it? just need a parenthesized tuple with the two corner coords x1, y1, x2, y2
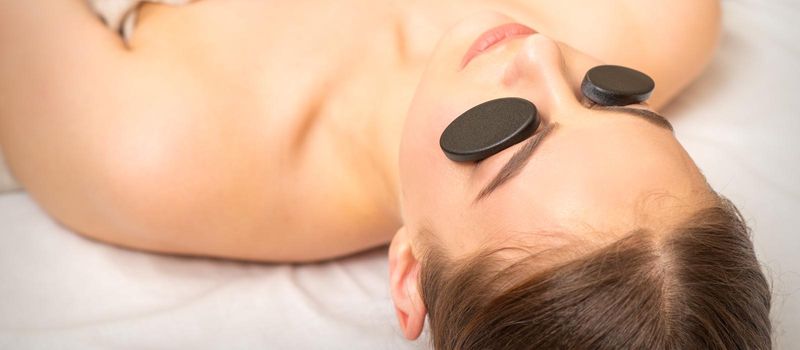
(510, 0, 721, 108)
(619, 0, 722, 108)
(123, 2, 407, 260)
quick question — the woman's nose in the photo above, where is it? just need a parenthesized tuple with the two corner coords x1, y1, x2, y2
(502, 34, 579, 118)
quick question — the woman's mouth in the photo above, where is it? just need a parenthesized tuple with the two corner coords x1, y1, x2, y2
(460, 23, 537, 69)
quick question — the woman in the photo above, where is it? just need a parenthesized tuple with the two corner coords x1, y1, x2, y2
(0, 1, 771, 348)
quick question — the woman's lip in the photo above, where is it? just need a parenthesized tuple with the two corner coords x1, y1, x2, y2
(460, 23, 537, 69)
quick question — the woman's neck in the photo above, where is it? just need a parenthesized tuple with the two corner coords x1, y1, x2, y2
(352, 3, 487, 226)
(328, 0, 550, 228)
(321, 3, 461, 227)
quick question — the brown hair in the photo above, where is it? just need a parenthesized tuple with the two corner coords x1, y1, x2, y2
(418, 195, 772, 349)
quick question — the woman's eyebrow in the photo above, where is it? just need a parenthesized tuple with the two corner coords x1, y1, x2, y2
(594, 105, 673, 132)
(473, 107, 671, 202)
(475, 122, 556, 202)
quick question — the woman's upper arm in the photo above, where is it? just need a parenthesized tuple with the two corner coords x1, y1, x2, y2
(0, 0, 134, 126)
(0, 1, 163, 246)
(0, 1, 128, 67)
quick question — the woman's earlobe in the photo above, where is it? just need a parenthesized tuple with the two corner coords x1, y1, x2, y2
(388, 227, 427, 340)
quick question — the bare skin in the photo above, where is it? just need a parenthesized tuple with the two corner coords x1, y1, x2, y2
(0, 0, 720, 262)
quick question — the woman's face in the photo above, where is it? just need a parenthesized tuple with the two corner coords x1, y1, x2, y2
(397, 12, 711, 258)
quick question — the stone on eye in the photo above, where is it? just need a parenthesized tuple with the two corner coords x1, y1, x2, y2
(440, 97, 539, 162)
(581, 65, 655, 106)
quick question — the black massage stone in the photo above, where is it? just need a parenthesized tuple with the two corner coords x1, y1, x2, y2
(581, 65, 655, 106)
(440, 97, 539, 162)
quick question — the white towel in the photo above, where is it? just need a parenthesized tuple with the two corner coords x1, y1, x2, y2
(87, 0, 193, 43)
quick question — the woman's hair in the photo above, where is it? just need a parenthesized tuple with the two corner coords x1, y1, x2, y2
(418, 194, 772, 349)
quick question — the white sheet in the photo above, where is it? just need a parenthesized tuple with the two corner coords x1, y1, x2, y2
(0, 192, 416, 349)
(1, 0, 799, 348)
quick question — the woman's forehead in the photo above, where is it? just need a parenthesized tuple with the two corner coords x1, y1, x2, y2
(463, 115, 702, 236)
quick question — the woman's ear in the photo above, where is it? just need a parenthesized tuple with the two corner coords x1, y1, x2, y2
(388, 226, 427, 340)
